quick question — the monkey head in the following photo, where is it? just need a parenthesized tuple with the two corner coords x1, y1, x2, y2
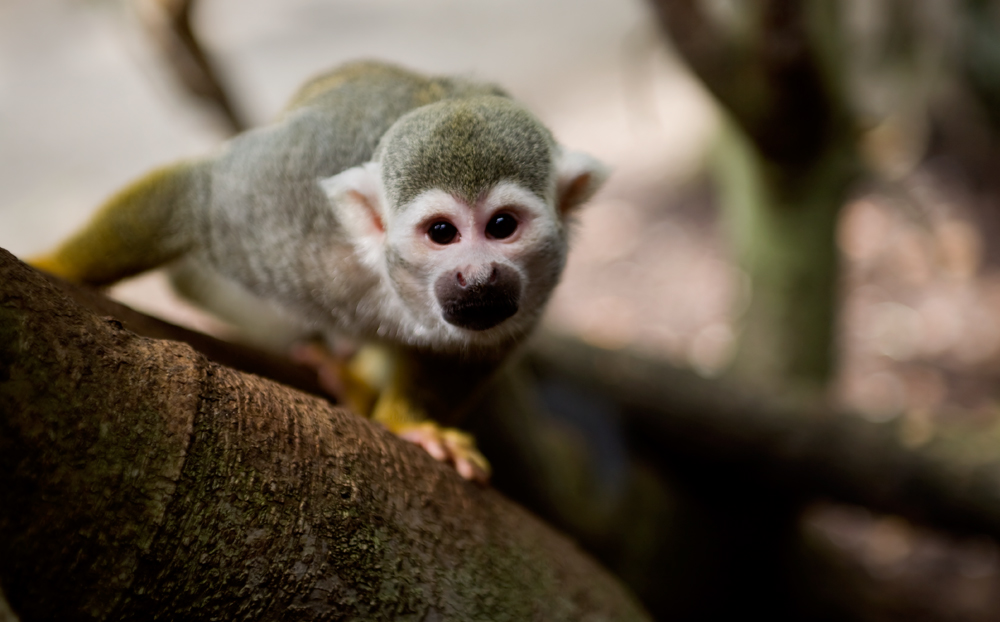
(321, 96, 607, 353)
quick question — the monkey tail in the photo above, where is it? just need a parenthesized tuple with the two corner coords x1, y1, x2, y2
(29, 160, 206, 287)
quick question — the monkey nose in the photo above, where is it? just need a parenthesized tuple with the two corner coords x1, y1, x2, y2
(436, 264, 521, 331)
(455, 265, 499, 289)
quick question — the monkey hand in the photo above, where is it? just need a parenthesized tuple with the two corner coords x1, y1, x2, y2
(291, 341, 490, 483)
(371, 384, 491, 484)
(395, 422, 491, 484)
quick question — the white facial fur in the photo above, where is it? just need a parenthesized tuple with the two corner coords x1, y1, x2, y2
(381, 180, 565, 350)
(319, 144, 605, 352)
(387, 182, 558, 277)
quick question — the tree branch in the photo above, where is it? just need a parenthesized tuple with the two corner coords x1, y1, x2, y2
(0, 248, 648, 621)
(137, 0, 247, 134)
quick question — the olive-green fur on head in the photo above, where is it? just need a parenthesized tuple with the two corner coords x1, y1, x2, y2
(376, 96, 556, 210)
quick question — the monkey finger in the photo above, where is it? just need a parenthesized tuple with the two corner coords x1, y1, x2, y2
(399, 425, 449, 462)
(454, 457, 490, 484)
(422, 437, 449, 463)
(440, 431, 491, 483)
(439, 428, 474, 450)
(397, 423, 489, 482)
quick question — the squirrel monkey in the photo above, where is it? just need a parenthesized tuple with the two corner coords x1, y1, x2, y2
(30, 61, 607, 482)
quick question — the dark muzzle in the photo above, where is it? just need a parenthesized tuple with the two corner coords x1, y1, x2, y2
(435, 263, 521, 331)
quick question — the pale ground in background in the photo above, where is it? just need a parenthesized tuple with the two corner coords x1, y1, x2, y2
(6, 1, 1000, 618)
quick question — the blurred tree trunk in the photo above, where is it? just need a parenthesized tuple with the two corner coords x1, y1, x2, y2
(960, 0, 1000, 132)
(638, 6, 863, 611)
(716, 125, 855, 387)
(650, 0, 860, 389)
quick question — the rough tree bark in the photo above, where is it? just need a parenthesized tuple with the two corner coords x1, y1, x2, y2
(0, 247, 649, 622)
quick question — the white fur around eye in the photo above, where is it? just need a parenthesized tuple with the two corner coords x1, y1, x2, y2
(388, 189, 466, 245)
(482, 181, 560, 244)
(398, 188, 462, 223)
(483, 181, 548, 217)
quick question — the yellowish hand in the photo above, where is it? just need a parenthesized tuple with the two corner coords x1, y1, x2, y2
(292, 341, 490, 483)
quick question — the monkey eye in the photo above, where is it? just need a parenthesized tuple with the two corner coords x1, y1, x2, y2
(428, 220, 459, 245)
(486, 212, 518, 240)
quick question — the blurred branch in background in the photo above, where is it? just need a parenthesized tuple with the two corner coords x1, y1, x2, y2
(133, 0, 246, 134)
(481, 332, 1000, 620)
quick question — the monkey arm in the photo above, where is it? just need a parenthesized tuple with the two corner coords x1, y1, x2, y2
(30, 160, 205, 286)
(372, 384, 492, 483)
(370, 347, 500, 483)
(292, 340, 494, 482)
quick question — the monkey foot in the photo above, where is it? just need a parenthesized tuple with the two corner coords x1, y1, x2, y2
(395, 422, 491, 484)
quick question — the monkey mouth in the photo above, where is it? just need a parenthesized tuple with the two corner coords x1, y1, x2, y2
(441, 297, 519, 331)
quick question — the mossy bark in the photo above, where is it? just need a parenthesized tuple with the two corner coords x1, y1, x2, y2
(0, 248, 649, 622)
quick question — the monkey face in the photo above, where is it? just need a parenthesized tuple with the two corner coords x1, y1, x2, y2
(320, 135, 607, 352)
(382, 181, 567, 350)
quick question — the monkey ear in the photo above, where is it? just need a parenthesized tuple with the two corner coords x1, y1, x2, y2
(319, 162, 387, 243)
(555, 148, 609, 217)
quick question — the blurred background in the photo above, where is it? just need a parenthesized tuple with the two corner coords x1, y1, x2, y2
(8, 0, 1000, 620)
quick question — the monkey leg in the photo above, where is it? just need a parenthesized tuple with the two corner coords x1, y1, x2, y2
(371, 382, 491, 484)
